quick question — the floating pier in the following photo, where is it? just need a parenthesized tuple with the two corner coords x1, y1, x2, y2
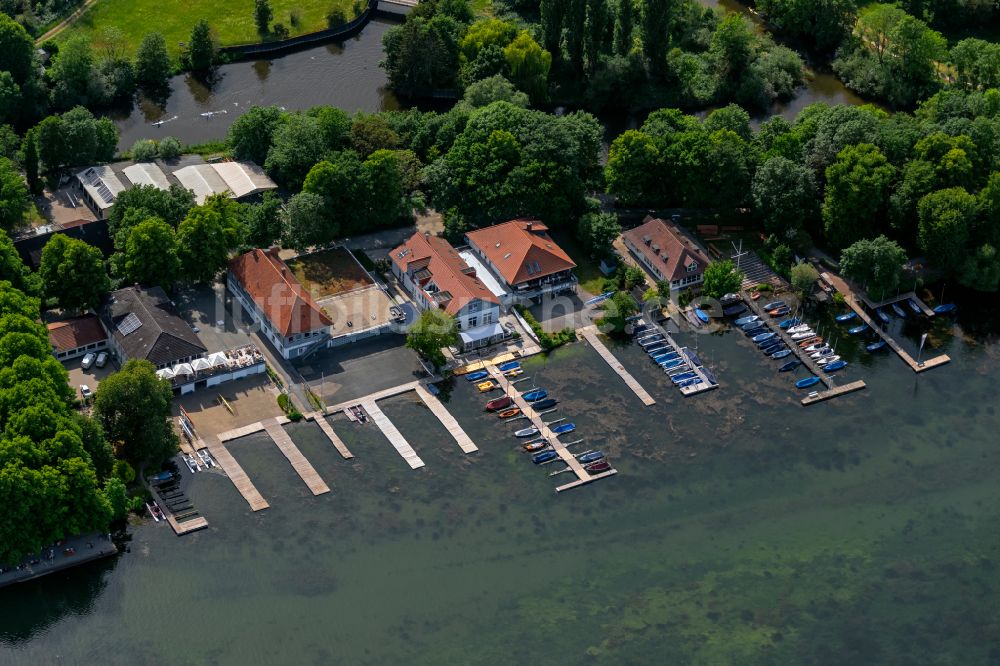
(361, 399, 425, 469)
(207, 438, 270, 511)
(414, 384, 478, 453)
(742, 290, 867, 402)
(821, 273, 951, 373)
(578, 325, 655, 406)
(262, 419, 330, 495)
(309, 414, 355, 459)
(639, 316, 719, 396)
(485, 366, 617, 493)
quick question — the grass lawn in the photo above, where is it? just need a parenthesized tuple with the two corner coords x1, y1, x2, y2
(285, 247, 373, 298)
(53, 0, 356, 60)
(548, 229, 607, 298)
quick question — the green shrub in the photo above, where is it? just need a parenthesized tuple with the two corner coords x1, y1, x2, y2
(158, 136, 182, 159)
(277, 393, 290, 412)
(327, 5, 348, 26)
(131, 139, 158, 161)
(754, 283, 773, 292)
(833, 292, 846, 306)
(518, 306, 576, 350)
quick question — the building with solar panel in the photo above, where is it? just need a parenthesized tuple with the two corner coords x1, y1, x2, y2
(100, 285, 207, 369)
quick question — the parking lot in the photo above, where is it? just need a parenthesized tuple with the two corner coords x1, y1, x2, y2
(65, 353, 117, 401)
(173, 282, 255, 354)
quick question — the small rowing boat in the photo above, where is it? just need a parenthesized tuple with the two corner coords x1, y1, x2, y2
(907, 299, 922, 315)
(522, 389, 548, 402)
(790, 330, 815, 340)
(497, 408, 520, 418)
(848, 324, 869, 335)
(671, 372, 697, 384)
(796, 376, 821, 389)
(723, 304, 747, 316)
(485, 396, 512, 411)
(515, 426, 540, 438)
(734, 315, 759, 326)
(498, 361, 520, 372)
(677, 377, 702, 388)
(891, 302, 906, 318)
(772, 349, 792, 359)
(661, 359, 686, 370)
(823, 360, 848, 372)
(752, 331, 775, 343)
(866, 340, 886, 352)
(762, 300, 785, 310)
(695, 308, 710, 323)
(779, 317, 801, 329)
(477, 381, 497, 392)
(835, 312, 856, 322)
(585, 460, 611, 473)
(523, 439, 547, 451)
(778, 359, 800, 372)
(875, 308, 890, 324)
(933, 303, 957, 315)
(532, 398, 558, 410)
(787, 323, 811, 334)
(551, 423, 576, 435)
(816, 355, 841, 365)
(578, 451, 605, 463)
(799, 337, 822, 348)
(803, 342, 826, 353)
(769, 306, 791, 316)
(466, 370, 489, 382)
(532, 450, 558, 464)
(750, 291, 761, 300)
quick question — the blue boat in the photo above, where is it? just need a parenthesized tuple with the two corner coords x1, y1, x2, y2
(533, 398, 558, 410)
(823, 360, 848, 372)
(677, 377, 702, 388)
(497, 361, 520, 372)
(779, 317, 801, 329)
(522, 389, 548, 402)
(734, 315, 759, 326)
(149, 471, 174, 483)
(742, 321, 764, 332)
(671, 372, 697, 384)
(778, 359, 801, 372)
(638, 336, 665, 348)
(578, 451, 605, 464)
(646, 345, 669, 356)
(551, 423, 576, 435)
(848, 324, 869, 335)
(723, 304, 747, 316)
(753, 332, 776, 344)
(762, 300, 785, 310)
(585, 291, 615, 306)
(694, 308, 710, 323)
(661, 359, 686, 370)
(891, 302, 906, 318)
(745, 328, 768, 339)
(465, 370, 489, 382)
(907, 299, 922, 315)
(933, 303, 957, 315)
(875, 308, 890, 324)
(763, 344, 785, 355)
(772, 349, 793, 359)
(655, 353, 680, 363)
(835, 312, 856, 322)
(866, 340, 886, 352)
(796, 376, 821, 389)
(532, 450, 558, 464)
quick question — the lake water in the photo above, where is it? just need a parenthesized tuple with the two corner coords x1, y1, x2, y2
(3, 300, 997, 664)
(113, 2, 866, 151)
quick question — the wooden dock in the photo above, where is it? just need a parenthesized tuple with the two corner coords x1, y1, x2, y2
(800, 380, 867, 406)
(361, 399, 425, 469)
(309, 414, 355, 459)
(485, 366, 617, 492)
(166, 514, 209, 535)
(639, 316, 719, 396)
(414, 384, 478, 453)
(822, 273, 951, 373)
(207, 439, 270, 511)
(578, 325, 655, 406)
(263, 420, 330, 495)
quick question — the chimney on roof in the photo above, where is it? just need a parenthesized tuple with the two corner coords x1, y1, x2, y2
(424, 231, 430, 238)
(525, 221, 533, 232)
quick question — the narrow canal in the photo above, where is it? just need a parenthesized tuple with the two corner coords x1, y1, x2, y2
(2, 301, 996, 664)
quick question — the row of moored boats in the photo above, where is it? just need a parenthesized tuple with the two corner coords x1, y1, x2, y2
(634, 322, 718, 392)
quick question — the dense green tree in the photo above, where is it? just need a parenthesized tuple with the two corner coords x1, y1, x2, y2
(917, 187, 977, 275)
(460, 19, 518, 64)
(406, 307, 458, 368)
(73, 412, 114, 482)
(790, 261, 819, 294)
(351, 114, 402, 158)
(264, 113, 327, 189)
(115, 218, 181, 290)
(641, 0, 678, 75)
(39, 235, 110, 311)
(241, 191, 284, 248)
(307, 105, 352, 150)
(102, 476, 128, 521)
(0, 157, 27, 232)
(577, 211, 621, 257)
(363, 149, 405, 225)
(228, 105, 286, 165)
(839, 235, 907, 299)
(176, 195, 245, 283)
(255, 0, 273, 34)
(0, 71, 21, 126)
(135, 33, 172, 93)
(503, 31, 552, 102)
(604, 130, 659, 205)
(108, 184, 195, 243)
(456, 75, 529, 111)
(94, 359, 177, 466)
(950, 39, 1000, 91)
(49, 37, 100, 110)
(382, 14, 462, 94)
(0, 230, 40, 295)
(613, 0, 635, 57)
(959, 243, 1000, 292)
(889, 159, 937, 235)
(21, 130, 39, 196)
(701, 259, 743, 299)
(756, 0, 857, 54)
(0, 13, 34, 86)
(283, 191, 329, 252)
(157, 136, 181, 160)
(187, 20, 216, 72)
(600, 290, 638, 334)
(34, 107, 118, 174)
(822, 143, 895, 248)
(704, 104, 752, 142)
(752, 157, 817, 237)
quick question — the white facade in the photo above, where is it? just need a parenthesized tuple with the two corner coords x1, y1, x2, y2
(227, 272, 330, 360)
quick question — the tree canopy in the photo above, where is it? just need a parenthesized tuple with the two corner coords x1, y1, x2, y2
(406, 308, 458, 368)
(94, 359, 178, 466)
(701, 260, 744, 299)
(38, 235, 110, 311)
(839, 235, 907, 300)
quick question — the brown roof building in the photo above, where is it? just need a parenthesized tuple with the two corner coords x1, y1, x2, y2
(100, 286, 207, 369)
(465, 219, 577, 300)
(47, 314, 108, 360)
(621, 216, 712, 290)
(228, 248, 333, 359)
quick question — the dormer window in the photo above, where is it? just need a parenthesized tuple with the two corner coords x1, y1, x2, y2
(687, 261, 698, 273)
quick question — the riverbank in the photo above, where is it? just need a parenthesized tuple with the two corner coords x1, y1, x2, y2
(0, 534, 117, 590)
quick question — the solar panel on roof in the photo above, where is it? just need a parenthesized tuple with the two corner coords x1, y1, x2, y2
(117, 312, 143, 336)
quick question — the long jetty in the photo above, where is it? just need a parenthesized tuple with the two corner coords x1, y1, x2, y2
(741, 291, 866, 405)
(207, 438, 270, 511)
(263, 419, 330, 495)
(485, 366, 617, 492)
(414, 384, 478, 453)
(361, 398, 425, 469)
(821, 273, 951, 373)
(578, 325, 656, 406)
(641, 313, 719, 396)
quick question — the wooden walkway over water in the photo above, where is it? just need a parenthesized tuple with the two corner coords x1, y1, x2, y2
(206, 439, 270, 511)
(361, 398, 425, 469)
(578, 325, 655, 406)
(263, 419, 330, 495)
(640, 315, 719, 396)
(485, 366, 617, 492)
(822, 273, 951, 373)
(308, 414, 355, 459)
(414, 385, 478, 453)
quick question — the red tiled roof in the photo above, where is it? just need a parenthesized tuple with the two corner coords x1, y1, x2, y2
(465, 219, 576, 286)
(47, 315, 107, 353)
(228, 249, 332, 337)
(621, 216, 711, 283)
(390, 233, 498, 315)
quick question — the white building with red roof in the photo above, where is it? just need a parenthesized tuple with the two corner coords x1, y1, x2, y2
(464, 219, 577, 302)
(390, 232, 505, 350)
(621, 216, 712, 291)
(228, 248, 334, 359)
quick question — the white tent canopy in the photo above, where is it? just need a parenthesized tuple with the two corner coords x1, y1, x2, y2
(459, 322, 504, 345)
(156, 368, 175, 379)
(208, 351, 230, 367)
(191, 357, 212, 371)
(173, 362, 194, 376)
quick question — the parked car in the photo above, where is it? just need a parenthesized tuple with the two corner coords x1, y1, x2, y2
(79, 385, 93, 400)
(81, 353, 96, 369)
(95, 351, 108, 368)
